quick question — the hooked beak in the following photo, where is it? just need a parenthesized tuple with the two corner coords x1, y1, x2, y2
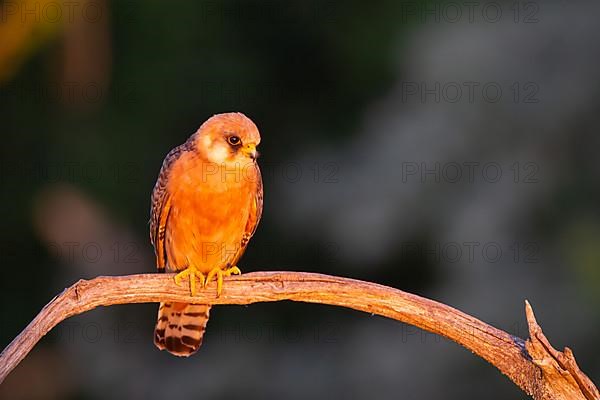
(241, 144, 258, 160)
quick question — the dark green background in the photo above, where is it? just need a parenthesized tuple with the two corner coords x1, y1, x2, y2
(1, 1, 599, 399)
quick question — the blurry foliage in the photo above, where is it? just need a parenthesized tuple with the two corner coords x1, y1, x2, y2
(0, 0, 64, 83)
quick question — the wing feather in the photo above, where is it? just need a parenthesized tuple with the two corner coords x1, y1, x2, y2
(234, 166, 263, 263)
(150, 144, 187, 271)
(246, 166, 263, 238)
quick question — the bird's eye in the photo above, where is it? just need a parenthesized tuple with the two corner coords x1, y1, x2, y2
(227, 136, 241, 146)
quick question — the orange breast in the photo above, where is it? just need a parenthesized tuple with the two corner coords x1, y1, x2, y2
(164, 152, 259, 273)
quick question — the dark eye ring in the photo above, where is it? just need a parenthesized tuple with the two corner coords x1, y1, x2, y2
(227, 136, 241, 146)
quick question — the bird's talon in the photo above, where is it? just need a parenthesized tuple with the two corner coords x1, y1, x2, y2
(206, 266, 240, 297)
(225, 266, 241, 276)
(174, 266, 205, 296)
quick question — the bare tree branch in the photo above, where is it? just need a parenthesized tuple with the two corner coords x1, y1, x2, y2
(0, 272, 597, 399)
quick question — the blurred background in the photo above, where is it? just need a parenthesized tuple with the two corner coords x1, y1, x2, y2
(1, 0, 599, 399)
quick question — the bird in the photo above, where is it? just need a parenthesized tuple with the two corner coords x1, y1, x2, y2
(149, 112, 263, 357)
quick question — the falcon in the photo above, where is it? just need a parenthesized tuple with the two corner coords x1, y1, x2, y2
(150, 112, 263, 356)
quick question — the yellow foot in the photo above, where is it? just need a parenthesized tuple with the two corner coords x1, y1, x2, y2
(174, 266, 206, 296)
(206, 265, 242, 296)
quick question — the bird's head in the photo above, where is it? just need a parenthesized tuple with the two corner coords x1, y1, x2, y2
(194, 112, 261, 166)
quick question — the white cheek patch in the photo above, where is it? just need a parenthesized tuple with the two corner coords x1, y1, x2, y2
(201, 135, 212, 148)
(207, 143, 229, 163)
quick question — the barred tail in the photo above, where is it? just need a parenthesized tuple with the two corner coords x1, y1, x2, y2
(154, 302, 210, 357)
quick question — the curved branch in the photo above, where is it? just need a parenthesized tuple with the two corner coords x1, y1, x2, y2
(0, 272, 597, 400)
